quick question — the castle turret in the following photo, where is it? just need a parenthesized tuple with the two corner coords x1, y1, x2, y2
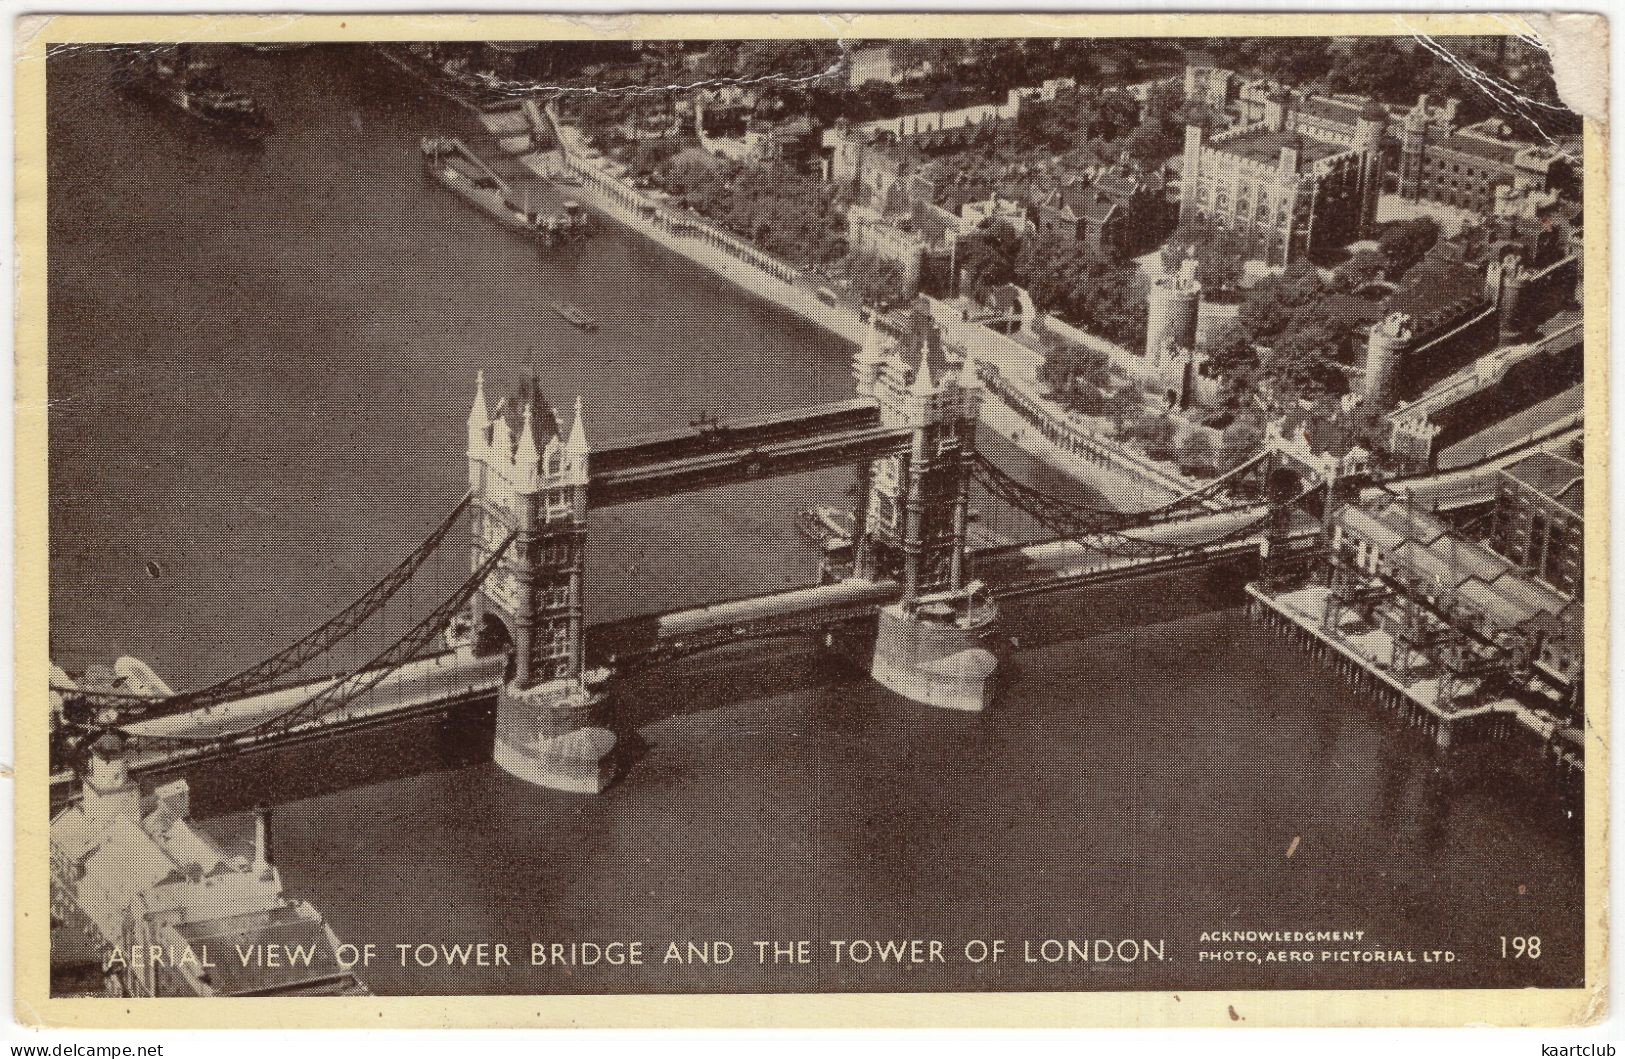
(911, 340, 934, 396)
(1354, 99, 1387, 236)
(1398, 95, 1430, 200)
(1145, 258, 1202, 365)
(1277, 137, 1301, 176)
(1363, 311, 1414, 409)
(1179, 124, 1205, 226)
(480, 380, 612, 795)
(565, 395, 589, 471)
(861, 320, 999, 713)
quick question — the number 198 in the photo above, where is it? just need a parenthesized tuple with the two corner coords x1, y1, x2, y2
(1500, 936, 1541, 958)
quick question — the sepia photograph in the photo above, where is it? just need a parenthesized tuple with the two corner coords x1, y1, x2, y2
(16, 11, 1605, 1029)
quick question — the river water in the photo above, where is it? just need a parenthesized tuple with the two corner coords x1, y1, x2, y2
(47, 45, 1583, 995)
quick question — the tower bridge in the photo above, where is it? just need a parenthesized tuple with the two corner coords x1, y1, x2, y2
(53, 320, 1559, 800)
(467, 320, 1000, 791)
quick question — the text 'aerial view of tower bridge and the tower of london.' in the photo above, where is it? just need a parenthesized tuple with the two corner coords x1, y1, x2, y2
(40, 29, 1591, 1005)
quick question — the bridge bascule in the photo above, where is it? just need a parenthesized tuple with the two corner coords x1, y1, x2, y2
(468, 321, 1000, 792)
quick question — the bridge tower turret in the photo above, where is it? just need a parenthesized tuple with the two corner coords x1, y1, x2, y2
(857, 331, 1000, 711)
(469, 374, 614, 794)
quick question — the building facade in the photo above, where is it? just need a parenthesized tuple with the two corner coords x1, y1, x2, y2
(51, 739, 367, 997)
(1032, 164, 1171, 257)
(1489, 449, 1584, 600)
(1177, 94, 1384, 266)
(1183, 65, 1574, 215)
(1398, 105, 1572, 214)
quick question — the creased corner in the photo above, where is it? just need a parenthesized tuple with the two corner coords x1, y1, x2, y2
(15, 14, 53, 59)
(1528, 12, 1609, 126)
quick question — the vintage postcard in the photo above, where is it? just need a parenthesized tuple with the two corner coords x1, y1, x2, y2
(14, 11, 1608, 1029)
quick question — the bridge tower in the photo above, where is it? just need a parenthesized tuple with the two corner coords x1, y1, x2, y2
(854, 323, 999, 711)
(468, 374, 614, 793)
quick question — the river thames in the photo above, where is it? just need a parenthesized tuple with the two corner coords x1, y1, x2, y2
(47, 44, 1582, 994)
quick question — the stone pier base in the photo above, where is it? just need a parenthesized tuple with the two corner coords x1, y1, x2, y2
(493, 675, 616, 794)
(871, 601, 1000, 712)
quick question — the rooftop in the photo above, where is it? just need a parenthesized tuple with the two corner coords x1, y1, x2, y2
(1501, 450, 1584, 513)
(1294, 93, 1383, 127)
(1336, 499, 1573, 633)
(1277, 398, 1369, 460)
(492, 377, 561, 447)
(1437, 120, 1559, 169)
(1214, 127, 1345, 168)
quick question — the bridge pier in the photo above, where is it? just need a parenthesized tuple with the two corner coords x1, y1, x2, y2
(871, 598, 1000, 712)
(493, 675, 615, 794)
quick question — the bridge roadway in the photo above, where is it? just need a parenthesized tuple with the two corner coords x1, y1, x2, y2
(51, 436, 1561, 800)
(586, 399, 912, 507)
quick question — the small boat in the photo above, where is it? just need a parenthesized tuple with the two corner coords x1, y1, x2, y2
(536, 200, 591, 247)
(115, 48, 271, 140)
(551, 302, 598, 332)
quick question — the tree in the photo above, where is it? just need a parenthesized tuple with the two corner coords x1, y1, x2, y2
(1123, 122, 1179, 169)
(1177, 430, 1218, 475)
(1218, 419, 1264, 472)
(1162, 228, 1249, 293)
(1046, 38, 1103, 83)
(1331, 248, 1389, 292)
(1260, 324, 1348, 402)
(662, 151, 728, 199)
(1326, 38, 1412, 99)
(624, 137, 681, 181)
(734, 41, 843, 81)
(1251, 38, 1333, 86)
(666, 160, 846, 269)
(1172, 99, 1227, 131)
(957, 225, 1023, 290)
(1094, 89, 1143, 142)
(1014, 234, 1147, 351)
(1123, 414, 1176, 459)
(1039, 336, 1113, 413)
(847, 251, 914, 309)
(1200, 321, 1261, 397)
(1376, 217, 1441, 277)
(1105, 385, 1145, 430)
(1235, 261, 1326, 340)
